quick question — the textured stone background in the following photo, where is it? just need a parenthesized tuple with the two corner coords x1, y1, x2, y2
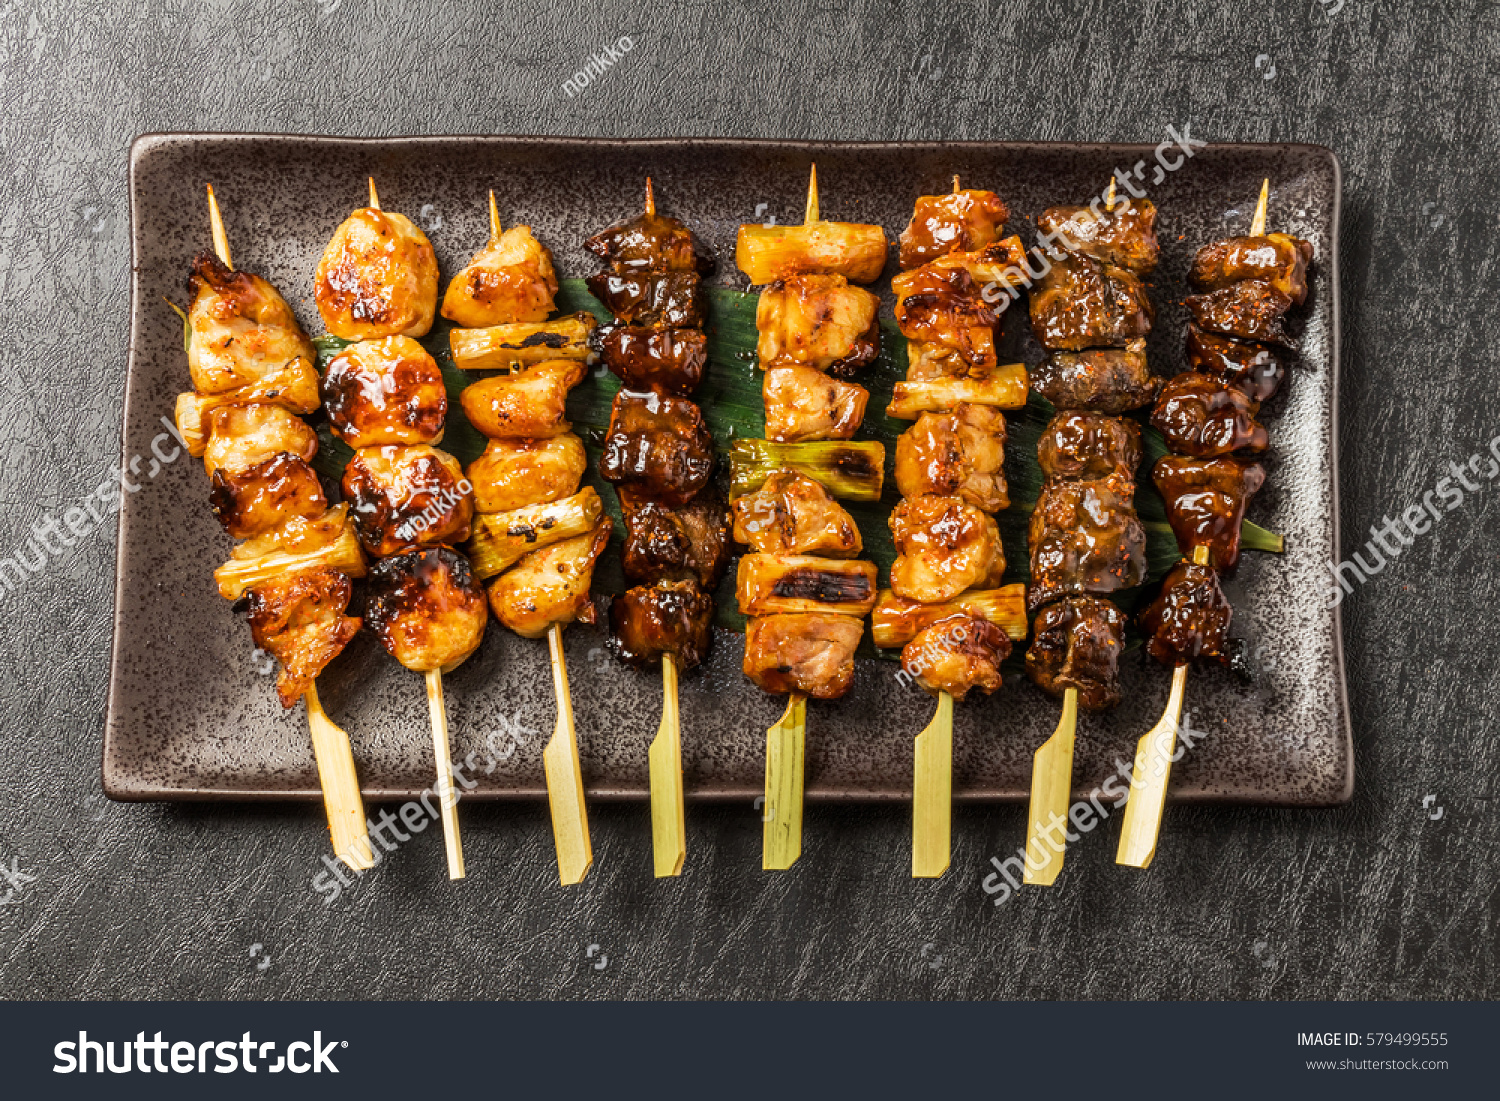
(1, 0, 1496, 999)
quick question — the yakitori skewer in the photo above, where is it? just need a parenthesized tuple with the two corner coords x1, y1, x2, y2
(1022, 176, 1158, 884)
(732, 164, 887, 869)
(180, 185, 373, 870)
(589, 178, 724, 878)
(316, 179, 477, 880)
(454, 191, 607, 885)
(1118, 179, 1312, 866)
(879, 176, 1028, 876)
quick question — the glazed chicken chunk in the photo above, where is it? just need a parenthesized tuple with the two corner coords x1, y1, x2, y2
(467, 433, 587, 514)
(1152, 454, 1267, 571)
(342, 444, 474, 557)
(315, 207, 439, 340)
(1036, 412, 1140, 482)
(889, 494, 1006, 604)
(321, 336, 447, 449)
(595, 324, 708, 397)
(892, 263, 1000, 376)
(730, 471, 862, 558)
(763, 366, 870, 443)
(202, 402, 319, 479)
(742, 612, 864, 699)
(1030, 252, 1153, 352)
(365, 547, 489, 673)
(486, 518, 612, 638)
(1037, 199, 1160, 274)
(1191, 233, 1312, 304)
(1140, 561, 1233, 667)
(1027, 475, 1146, 612)
(899, 188, 1010, 270)
(209, 453, 327, 539)
(736, 553, 878, 617)
(895, 402, 1009, 513)
(900, 613, 1012, 702)
(1029, 340, 1158, 414)
(460, 359, 586, 440)
(185, 253, 320, 409)
(1151, 372, 1269, 458)
(246, 567, 361, 707)
(441, 224, 559, 328)
(755, 274, 880, 377)
(599, 389, 715, 505)
(608, 579, 714, 671)
(1025, 595, 1127, 711)
(619, 485, 731, 587)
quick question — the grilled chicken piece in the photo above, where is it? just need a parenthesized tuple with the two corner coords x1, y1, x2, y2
(1029, 252, 1153, 352)
(1030, 340, 1158, 413)
(460, 359, 586, 439)
(1037, 199, 1160, 274)
(870, 586, 1026, 649)
(1152, 454, 1267, 571)
(1140, 561, 1233, 666)
(730, 471, 862, 558)
(315, 207, 439, 340)
(735, 221, 888, 286)
(1151, 373, 1269, 458)
(1191, 233, 1313, 304)
(599, 389, 714, 505)
(185, 253, 319, 407)
(893, 264, 999, 376)
(321, 336, 446, 449)
(585, 270, 704, 329)
(900, 614, 1012, 701)
(246, 566, 360, 708)
(1186, 327, 1285, 403)
(467, 433, 586, 514)
(595, 324, 708, 396)
(585, 211, 714, 275)
(440, 224, 558, 328)
(763, 366, 870, 443)
(755, 274, 880, 377)
(899, 188, 1010, 270)
(1025, 595, 1127, 711)
(203, 403, 318, 478)
(608, 579, 714, 670)
(1027, 475, 1146, 613)
(486, 518, 612, 638)
(342, 444, 473, 557)
(209, 453, 327, 539)
(231, 504, 351, 560)
(1036, 412, 1140, 482)
(365, 547, 488, 673)
(619, 485, 731, 587)
(742, 612, 864, 699)
(736, 553, 878, 617)
(1184, 280, 1295, 346)
(895, 403, 1009, 512)
(889, 494, 1006, 604)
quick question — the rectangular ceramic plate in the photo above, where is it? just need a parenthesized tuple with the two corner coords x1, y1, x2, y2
(105, 134, 1349, 805)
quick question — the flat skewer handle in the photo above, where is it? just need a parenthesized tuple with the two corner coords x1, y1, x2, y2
(425, 668, 466, 880)
(1024, 687, 1078, 885)
(544, 624, 593, 885)
(648, 653, 686, 878)
(305, 684, 374, 871)
(762, 693, 806, 870)
(912, 690, 954, 878)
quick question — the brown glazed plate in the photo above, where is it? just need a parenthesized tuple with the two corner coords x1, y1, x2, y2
(106, 134, 1349, 805)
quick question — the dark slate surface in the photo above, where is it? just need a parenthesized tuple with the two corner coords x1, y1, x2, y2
(1, 0, 1495, 1000)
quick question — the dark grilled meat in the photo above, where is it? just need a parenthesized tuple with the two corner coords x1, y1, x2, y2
(1185, 327, 1285, 404)
(1024, 595, 1127, 711)
(585, 211, 714, 275)
(1036, 411, 1140, 482)
(1030, 340, 1158, 413)
(365, 547, 488, 673)
(1184, 280, 1295, 346)
(1151, 372, 1269, 458)
(321, 336, 446, 449)
(608, 579, 714, 670)
(1038, 198, 1160, 274)
(342, 444, 474, 557)
(599, 390, 715, 505)
(900, 613, 1011, 702)
(730, 471, 862, 558)
(894, 402, 1009, 513)
(584, 270, 704, 329)
(1152, 455, 1267, 571)
(209, 453, 328, 539)
(1140, 561, 1233, 666)
(1027, 475, 1146, 613)
(899, 188, 1009, 270)
(1191, 233, 1312, 304)
(743, 612, 864, 699)
(619, 485, 731, 587)
(595, 324, 708, 396)
(246, 567, 360, 708)
(1030, 252, 1153, 352)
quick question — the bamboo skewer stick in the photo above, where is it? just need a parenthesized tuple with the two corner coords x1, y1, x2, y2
(367, 176, 380, 211)
(206, 184, 373, 872)
(1024, 688, 1077, 884)
(424, 669, 465, 879)
(487, 189, 502, 242)
(544, 623, 593, 884)
(649, 653, 686, 877)
(1249, 178, 1270, 236)
(912, 690, 954, 877)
